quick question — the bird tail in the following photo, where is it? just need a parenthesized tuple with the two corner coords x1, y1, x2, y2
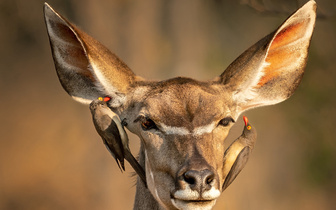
(116, 158, 125, 172)
(125, 150, 147, 187)
(104, 143, 125, 172)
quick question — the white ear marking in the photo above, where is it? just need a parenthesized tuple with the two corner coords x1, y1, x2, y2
(71, 96, 92, 104)
(232, 61, 270, 104)
(90, 63, 117, 93)
(88, 63, 127, 107)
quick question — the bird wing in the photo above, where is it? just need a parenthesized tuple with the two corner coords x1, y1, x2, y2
(91, 105, 145, 180)
(222, 146, 251, 191)
(95, 114, 126, 171)
(95, 112, 113, 131)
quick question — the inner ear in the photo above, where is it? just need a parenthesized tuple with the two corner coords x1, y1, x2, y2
(257, 16, 314, 87)
(218, 1, 316, 112)
(44, 3, 139, 106)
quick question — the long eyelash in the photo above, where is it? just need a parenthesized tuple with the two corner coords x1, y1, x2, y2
(134, 115, 146, 123)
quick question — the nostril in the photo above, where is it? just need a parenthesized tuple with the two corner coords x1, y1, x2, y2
(182, 169, 215, 191)
(183, 171, 197, 185)
(205, 172, 214, 185)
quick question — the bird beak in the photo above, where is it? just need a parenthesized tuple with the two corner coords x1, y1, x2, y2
(104, 97, 111, 102)
(243, 116, 248, 126)
(98, 97, 111, 102)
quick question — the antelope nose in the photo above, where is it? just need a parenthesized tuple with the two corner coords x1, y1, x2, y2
(182, 169, 215, 192)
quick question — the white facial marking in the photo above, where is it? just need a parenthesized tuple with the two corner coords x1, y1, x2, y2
(173, 185, 220, 201)
(172, 199, 216, 210)
(172, 185, 219, 210)
(144, 150, 167, 209)
(202, 188, 221, 200)
(173, 185, 200, 200)
(160, 124, 190, 135)
(159, 122, 217, 136)
(193, 123, 217, 136)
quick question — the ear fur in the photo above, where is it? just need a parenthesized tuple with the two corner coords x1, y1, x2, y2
(219, 0, 316, 112)
(44, 3, 138, 107)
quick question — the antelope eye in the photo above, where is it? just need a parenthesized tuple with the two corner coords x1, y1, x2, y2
(219, 117, 234, 127)
(141, 118, 157, 131)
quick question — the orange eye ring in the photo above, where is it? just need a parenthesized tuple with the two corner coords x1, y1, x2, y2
(98, 97, 103, 101)
(247, 125, 252, 130)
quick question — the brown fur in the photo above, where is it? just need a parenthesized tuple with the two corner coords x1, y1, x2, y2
(44, 1, 316, 209)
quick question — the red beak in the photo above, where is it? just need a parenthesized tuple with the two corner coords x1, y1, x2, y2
(243, 116, 248, 126)
(104, 97, 111, 102)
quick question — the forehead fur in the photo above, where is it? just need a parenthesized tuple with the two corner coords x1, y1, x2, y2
(139, 77, 230, 128)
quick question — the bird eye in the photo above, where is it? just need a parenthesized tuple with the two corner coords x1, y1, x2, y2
(219, 117, 234, 127)
(141, 118, 157, 131)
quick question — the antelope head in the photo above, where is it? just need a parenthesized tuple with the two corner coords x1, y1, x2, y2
(44, 1, 316, 209)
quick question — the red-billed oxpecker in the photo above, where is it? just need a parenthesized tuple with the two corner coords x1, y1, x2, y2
(89, 97, 146, 185)
(222, 116, 257, 191)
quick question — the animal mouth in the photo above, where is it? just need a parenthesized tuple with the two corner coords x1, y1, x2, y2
(171, 186, 220, 209)
(171, 197, 217, 210)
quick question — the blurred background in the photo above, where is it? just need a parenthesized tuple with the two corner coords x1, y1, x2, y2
(0, 0, 335, 209)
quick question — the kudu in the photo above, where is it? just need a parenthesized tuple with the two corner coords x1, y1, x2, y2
(44, 1, 316, 209)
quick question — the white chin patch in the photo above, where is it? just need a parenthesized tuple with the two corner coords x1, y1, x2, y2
(171, 199, 217, 210)
(172, 186, 220, 210)
(173, 185, 220, 201)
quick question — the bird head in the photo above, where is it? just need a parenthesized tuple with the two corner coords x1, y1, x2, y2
(242, 116, 257, 140)
(243, 116, 251, 130)
(98, 97, 111, 102)
(89, 97, 111, 113)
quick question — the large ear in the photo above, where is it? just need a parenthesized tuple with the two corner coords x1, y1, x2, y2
(44, 3, 139, 107)
(218, 0, 316, 112)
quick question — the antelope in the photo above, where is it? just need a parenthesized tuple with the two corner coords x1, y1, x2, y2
(44, 1, 316, 209)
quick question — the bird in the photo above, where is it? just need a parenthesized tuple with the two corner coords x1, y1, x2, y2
(89, 97, 147, 185)
(222, 116, 257, 191)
